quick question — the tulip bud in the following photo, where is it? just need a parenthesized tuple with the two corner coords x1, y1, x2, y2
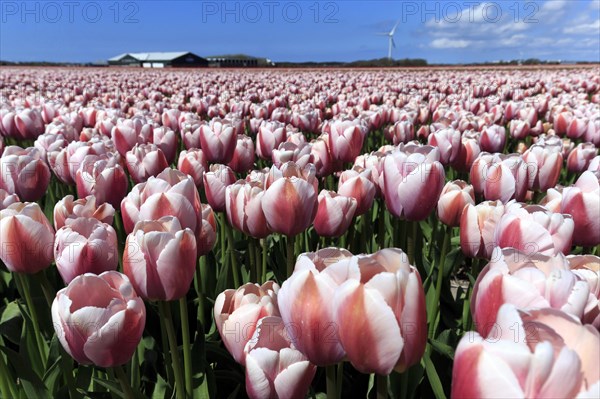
(52, 271, 146, 367)
(561, 171, 600, 247)
(437, 180, 475, 227)
(313, 190, 357, 238)
(123, 216, 197, 301)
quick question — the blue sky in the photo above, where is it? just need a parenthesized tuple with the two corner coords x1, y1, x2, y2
(1, 0, 599, 63)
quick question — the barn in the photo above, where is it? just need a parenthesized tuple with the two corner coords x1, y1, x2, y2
(108, 52, 208, 68)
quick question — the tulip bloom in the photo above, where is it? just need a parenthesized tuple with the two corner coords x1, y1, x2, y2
(229, 134, 255, 173)
(278, 248, 354, 365)
(470, 153, 529, 203)
(333, 248, 427, 375)
(313, 190, 357, 238)
(327, 120, 366, 163)
(471, 248, 591, 337)
(54, 195, 115, 230)
(125, 143, 169, 184)
(0, 189, 19, 210)
(203, 164, 236, 213)
(0, 146, 50, 201)
(51, 271, 146, 367)
(460, 200, 506, 259)
(213, 282, 280, 365)
(226, 180, 271, 239)
(49, 139, 113, 185)
(199, 119, 237, 163)
(479, 124, 506, 153)
(494, 202, 574, 256)
(261, 165, 318, 237)
(256, 121, 287, 160)
(427, 127, 461, 165)
(437, 180, 475, 227)
(522, 144, 563, 191)
(245, 316, 316, 399)
(567, 143, 598, 174)
(272, 141, 314, 169)
(0, 202, 54, 273)
(337, 166, 376, 216)
(76, 154, 128, 208)
(561, 171, 600, 247)
(382, 147, 445, 221)
(121, 169, 202, 235)
(569, 255, 600, 328)
(177, 148, 208, 188)
(54, 218, 118, 284)
(453, 304, 599, 398)
(123, 216, 197, 301)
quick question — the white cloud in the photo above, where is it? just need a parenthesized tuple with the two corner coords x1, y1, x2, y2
(563, 19, 600, 34)
(430, 38, 471, 49)
(542, 0, 568, 12)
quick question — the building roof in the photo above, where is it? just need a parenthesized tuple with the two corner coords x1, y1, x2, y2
(108, 52, 195, 62)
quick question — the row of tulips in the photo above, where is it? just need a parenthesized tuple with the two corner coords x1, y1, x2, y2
(0, 66, 599, 399)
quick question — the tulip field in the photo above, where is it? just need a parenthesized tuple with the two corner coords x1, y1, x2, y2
(1, 65, 600, 399)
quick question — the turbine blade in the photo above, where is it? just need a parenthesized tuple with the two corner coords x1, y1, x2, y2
(375, 32, 389, 36)
(392, 38, 396, 48)
(390, 20, 401, 35)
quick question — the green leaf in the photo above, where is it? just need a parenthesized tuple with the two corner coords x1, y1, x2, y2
(0, 301, 22, 344)
(92, 377, 125, 398)
(429, 338, 455, 360)
(423, 352, 447, 399)
(151, 373, 169, 399)
(0, 346, 49, 399)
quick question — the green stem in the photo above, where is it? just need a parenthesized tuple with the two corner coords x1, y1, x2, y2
(429, 226, 451, 338)
(15, 274, 48, 361)
(407, 221, 416, 265)
(376, 374, 388, 399)
(224, 217, 240, 288)
(114, 365, 136, 399)
(286, 235, 296, 278)
(197, 256, 207, 326)
(131, 345, 140, 391)
(378, 203, 386, 250)
(159, 307, 175, 385)
(158, 301, 185, 399)
(336, 362, 344, 398)
(249, 237, 257, 282)
(59, 346, 77, 398)
(326, 365, 337, 399)
(36, 270, 55, 308)
(261, 238, 268, 283)
(179, 297, 193, 399)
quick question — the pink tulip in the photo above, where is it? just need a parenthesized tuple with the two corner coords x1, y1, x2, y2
(337, 166, 376, 216)
(278, 248, 353, 365)
(450, 134, 481, 173)
(470, 153, 529, 203)
(152, 126, 178, 164)
(54, 195, 115, 230)
(333, 248, 427, 374)
(460, 200, 506, 259)
(226, 180, 271, 239)
(245, 316, 316, 399)
(382, 148, 445, 221)
(389, 120, 415, 145)
(327, 120, 366, 163)
(561, 171, 600, 247)
(213, 282, 280, 364)
(111, 120, 152, 157)
(272, 141, 314, 169)
(0, 146, 50, 201)
(522, 144, 563, 191)
(567, 143, 598, 173)
(494, 202, 574, 256)
(49, 139, 113, 185)
(309, 134, 334, 177)
(34, 132, 67, 161)
(453, 304, 597, 398)
(479, 124, 506, 153)
(13, 109, 45, 140)
(76, 154, 128, 208)
(228, 134, 255, 173)
(471, 248, 591, 336)
(197, 203, 217, 256)
(54, 218, 118, 284)
(0, 202, 55, 273)
(177, 148, 208, 188)
(437, 180, 475, 227)
(125, 143, 169, 184)
(588, 156, 600, 173)
(51, 271, 145, 367)
(509, 119, 530, 139)
(261, 165, 318, 237)
(567, 118, 589, 139)
(256, 121, 287, 159)
(313, 190, 357, 238)
(427, 127, 461, 165)
(123, 216, 197, 301)
(568, 255, 600, 328)
(0, 189, 19, 210)
(199, 119, 237, 163)
(203, 164, 236, 213)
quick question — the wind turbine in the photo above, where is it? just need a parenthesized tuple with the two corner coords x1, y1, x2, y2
(376, 20, 400, 60)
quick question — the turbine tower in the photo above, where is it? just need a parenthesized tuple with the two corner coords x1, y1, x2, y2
(377, 20, 400, 60)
